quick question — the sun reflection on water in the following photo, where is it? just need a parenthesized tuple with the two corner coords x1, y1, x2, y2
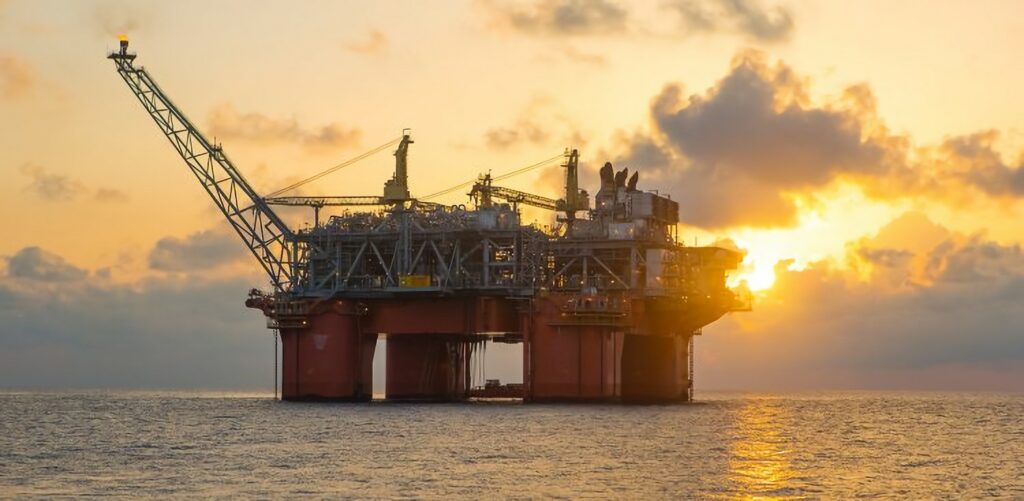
(725, 400, 802, 500)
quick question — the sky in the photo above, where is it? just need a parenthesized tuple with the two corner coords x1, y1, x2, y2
(1, 0, 1023, 391)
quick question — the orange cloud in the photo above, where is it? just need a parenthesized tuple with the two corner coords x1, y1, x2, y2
(608, 50, 1024, 230)
(611, 51, 905, 228)
(483, 0, 629, 36)
(20, 164, 129, 203)
(485, 121, 549, 150)
(929, 131, 1024, 198)
(148, 227, 246, 272)
(484, 0, 794, 43)
(207, 103, 362, 152)
(665, 0, 794, 43)
(94, 187, 130, 203)
(482, 95, 584, 151)
(699, 212, 1024, 390)
(345, 30, 389, 55)
(853, 215, 1024, 288)
(0, 54, 35, 98)
(4, 247, 88, 282)
(20, 164, 85, 201)
(554, 44, 607, 66)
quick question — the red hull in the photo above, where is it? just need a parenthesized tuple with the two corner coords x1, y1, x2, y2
(279, 306, 377, 401)
(276, 295, 695, 403)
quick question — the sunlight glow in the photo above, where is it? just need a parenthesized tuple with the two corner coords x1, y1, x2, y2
(718, 183, 903, 294)
(731, 256, 778, 292)
(729, 400, 800, 497)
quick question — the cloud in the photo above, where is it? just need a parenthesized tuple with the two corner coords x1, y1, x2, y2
(653, 53, 889, 188)
(148, 228, 247, 272)
(667, 0, 794, 43)
(4, 247, 88, 282)
(482, 0, 793, 44)
(604, 52, 1024, 231)
(345, 30, 389, 55)
(0, 54, 36, 98)
(927, 237, 1024, 284)
(699, 213, 1024, 391)
(849, 213, 1024, 288)
(485, 0, 629, 36)
(20, 164, 86, 201)
(553, 44, 608, 66)
(94, 187, 130, 203)
(858, 211, 949, 254)
(0, 268, 269, 389)
(483, 100, 591, 200)
(483, 95, 585, 151)
(19, 164, 130, 203)
(485, 122, 549, 150)
(207, 103, 362, 152)
(609, 130, 673, 177)
(609, 50, 912, 228)
(930, 130, 1024, 198)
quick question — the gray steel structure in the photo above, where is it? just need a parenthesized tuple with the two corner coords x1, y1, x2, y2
(109, 39, 749, 404)
(297, 203, 544, 296)
(109, 37, 747, 315)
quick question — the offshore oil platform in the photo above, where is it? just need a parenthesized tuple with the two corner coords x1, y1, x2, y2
(109, 39, 749, 403)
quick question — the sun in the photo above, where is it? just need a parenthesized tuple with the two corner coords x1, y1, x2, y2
(714, 183, 903, 294)
(736, 262, 778, 292)
(729, 255, 778, 292)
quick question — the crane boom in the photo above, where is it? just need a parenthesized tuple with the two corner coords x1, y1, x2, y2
(265, 196, 387, 207)
(469, 174, 560, 211)
(107, 39, 300, 291)
(467, 151, 589, 218)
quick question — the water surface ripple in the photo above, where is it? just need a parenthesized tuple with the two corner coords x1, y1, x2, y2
(1, 391, 1021, 498)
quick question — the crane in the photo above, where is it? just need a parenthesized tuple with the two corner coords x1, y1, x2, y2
(469, 174, 560, 211)
(108, 37, 302, 291)
(262, 133, 415, 225)
(468, 149, 590, 219)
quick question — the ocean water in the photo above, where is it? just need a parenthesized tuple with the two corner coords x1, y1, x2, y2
(1, 391, 1022, 498)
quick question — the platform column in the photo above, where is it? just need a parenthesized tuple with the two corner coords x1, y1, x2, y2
(620, 334, 689, 403)
(279, 309, 377, 401)
(385, 335, 474, 401)
(524, 297, 620, 402)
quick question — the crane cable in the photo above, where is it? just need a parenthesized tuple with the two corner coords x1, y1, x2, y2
(264, 136, 403, 198)
(420, 152, 565, 201)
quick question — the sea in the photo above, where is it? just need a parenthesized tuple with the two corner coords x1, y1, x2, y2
(1, 391, 1021, 498)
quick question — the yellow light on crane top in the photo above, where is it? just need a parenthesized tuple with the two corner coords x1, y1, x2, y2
(118, 34, 128, 42)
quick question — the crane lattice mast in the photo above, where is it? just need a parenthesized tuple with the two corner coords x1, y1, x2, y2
(107, 38, 301, 291)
